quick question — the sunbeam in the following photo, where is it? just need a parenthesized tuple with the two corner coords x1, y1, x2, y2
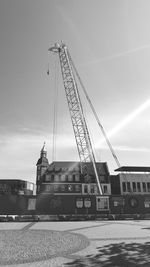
(96, 98, 150, 148)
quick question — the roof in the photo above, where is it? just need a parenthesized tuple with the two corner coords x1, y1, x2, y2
(115, 166, 150, 172)
(47, 161, 110, 175)
(36, 157, 49, 165)
(0, 179, 34, 184)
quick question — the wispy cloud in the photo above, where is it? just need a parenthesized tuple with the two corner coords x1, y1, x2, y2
(111, 145, 150, 153)
(87, 44, 150, 65)
(0, 129, 77, 181)
(0, 131, 76, 149)
(94, 142, 150, 152)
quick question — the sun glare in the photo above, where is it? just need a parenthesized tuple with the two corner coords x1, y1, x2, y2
(96, 98, 150, 148)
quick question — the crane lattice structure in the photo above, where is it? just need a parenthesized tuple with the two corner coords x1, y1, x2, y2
(49, 42, 103, 195)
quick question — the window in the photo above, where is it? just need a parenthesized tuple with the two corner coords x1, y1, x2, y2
(96, 197, 109, 211)
(132, 182, 136, 192)
(41, 167, 47, 175)
(51, 174, 54, 182)
(72, 174, 76, 181)
(127, 182, 131, 192)
(103, 185, 108, 194)
(54, 185, 59, 191)
(68, 185, 73, 191)
(147, 183, 150, 192)
(122, 182, 126, 192)
(85, 174, 91, 183)
(68, 174, 73, 182)
(144, 202, 150, 208)
(142, 182, 146, 192)
(75, 184, 81, 192)
(54, 175, 59, 182)
(84, 185, 88, 194)
(45, 185, 51, 191)
(144, 198, 150, 208)
(61, 174, 65, 182)
(74, 166, 79, 171)
(94, 185, 98, 194)
(62, 167, 68, 172)
(45, 174, 51, 182)
(65, 175, 68, 181)
(75, 174, 80, 182)
(61, 184, 66, 191)
(91, 185, 94, 194)
(114, 201, 119, 207)
(137, 182, 141, 192)
(100, 176, 105, 182)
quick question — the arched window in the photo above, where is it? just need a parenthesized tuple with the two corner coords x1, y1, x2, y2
(51, 174, 54, 182)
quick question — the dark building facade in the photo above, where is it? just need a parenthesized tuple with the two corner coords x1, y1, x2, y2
(36, 146, 111, 196)
(0, 179, 35, 195)
(35, 146, 111, 215)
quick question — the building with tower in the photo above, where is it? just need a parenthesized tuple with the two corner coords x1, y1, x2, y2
(36, 143, 49, 194)
(35, 144, 111, 216)
(36, 145, 111, 196)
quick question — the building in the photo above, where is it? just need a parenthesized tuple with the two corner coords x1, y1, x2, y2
(0, 179, 35, 195)
(36, 145, 111, 196)
(0, 179, 36, 215)
(35, 145, 112, 215)
(111, 166, 150, 195)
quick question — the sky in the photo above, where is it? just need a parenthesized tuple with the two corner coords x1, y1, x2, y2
(0, 0, 150, 183)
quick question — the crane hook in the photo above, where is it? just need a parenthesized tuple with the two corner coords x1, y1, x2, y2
(47, 63, 50, 75)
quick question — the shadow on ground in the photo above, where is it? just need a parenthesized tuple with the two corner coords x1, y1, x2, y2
(65, 242, 150, 267)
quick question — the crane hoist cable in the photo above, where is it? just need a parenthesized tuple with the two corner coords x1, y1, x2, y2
(52, 54, 59, 162)
(68, 51, 121, 169)
(68, 51, 131, 187)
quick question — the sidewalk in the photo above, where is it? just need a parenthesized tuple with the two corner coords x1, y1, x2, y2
(1, 220, 150, 266)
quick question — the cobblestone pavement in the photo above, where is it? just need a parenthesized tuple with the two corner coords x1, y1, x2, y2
(1, 220, 150, 266)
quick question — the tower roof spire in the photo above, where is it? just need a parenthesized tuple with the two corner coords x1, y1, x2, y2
(36, 142, 49, 166)
(41, 141, 46, 152)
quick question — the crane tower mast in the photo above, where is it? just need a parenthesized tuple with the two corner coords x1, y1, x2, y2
(49, 43, 103, 195)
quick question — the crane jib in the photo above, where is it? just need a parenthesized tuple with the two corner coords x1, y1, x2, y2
(49, 42, 103, 195)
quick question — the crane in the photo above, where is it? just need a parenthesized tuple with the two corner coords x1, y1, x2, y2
(48, 42, 120, 195)
(49, 42, 103, 194)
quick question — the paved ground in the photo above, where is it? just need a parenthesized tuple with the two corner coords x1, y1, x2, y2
(1, 220, 150, 266)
